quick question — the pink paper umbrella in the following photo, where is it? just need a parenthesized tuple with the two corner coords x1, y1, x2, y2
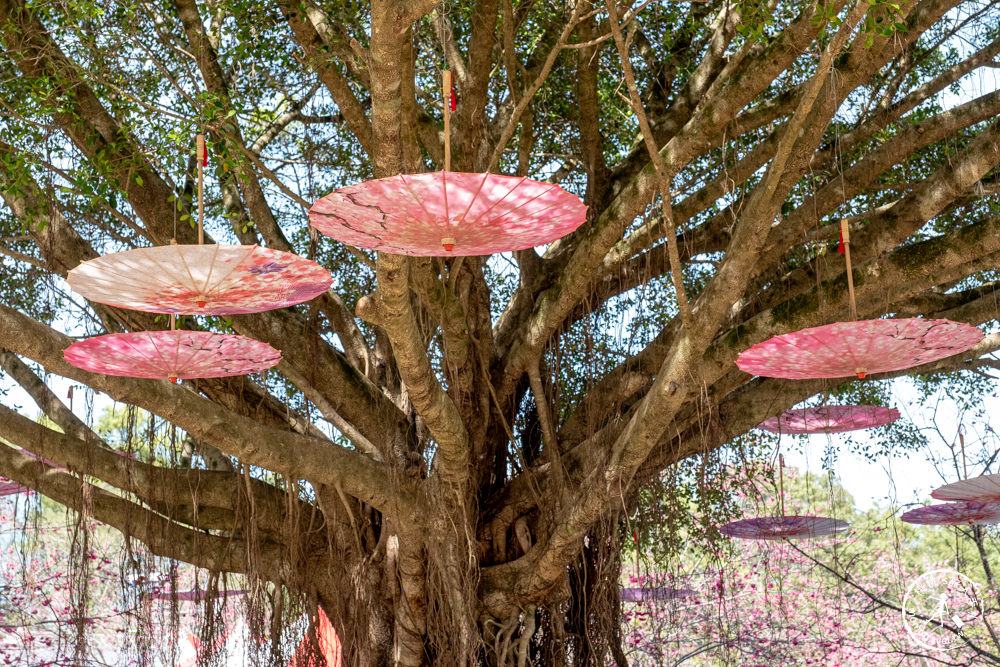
(309, 171, 587, 256)
(901, 502, 1000, 526)
(619, 587, 696, 603)
(758, 405, 900, 434)
(736, 318, 983, 380)
(0, 480, 27, 496)
(64, 331, 280, 383)
(67, 244, 331, 315)
(931, 474, 1000, 503)
(720, 516, 849, 541)
(18, 449, 67, 470)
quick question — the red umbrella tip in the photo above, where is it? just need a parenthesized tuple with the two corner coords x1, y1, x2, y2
(441, 237, 456, 252)
(856, 369, 866, 379)
(169, 376, 178, 383)
(197, 299, 207, 308)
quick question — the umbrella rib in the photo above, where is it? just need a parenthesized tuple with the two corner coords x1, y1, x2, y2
(455, 172, 491, 225)
(768, 330, 845, 378)
(482, 184, 574, 227)
(173, 246, 207, 299)
(396, 173, 442, 235)
(75, 253, 184, 302)
(174, 333, 216, 378)
(203, 245, 258, 297)
(116, 332, 171, 376)
(465, 176, 530, 228)
(442, 171, 450, 235)
(197, 243, 224, 295)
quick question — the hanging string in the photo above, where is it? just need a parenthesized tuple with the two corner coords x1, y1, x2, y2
(959, 424, 968, 480)
(778, 452, 785, 518)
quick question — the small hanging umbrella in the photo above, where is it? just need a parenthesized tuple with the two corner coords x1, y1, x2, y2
(901, 502, 1000, 526)
(309, 171, 587, 256)
(619, 587, 696, 602)
(758, 405, 900, 434)
(931, 474, 1000, 504)
(736, 318, 982, 380)
(720, 516, 849, 541)
(0, 480, 27, 496)
(67, 244, 332, 315)
(64, 331, 280, 383)
(721, 454, 848, 541)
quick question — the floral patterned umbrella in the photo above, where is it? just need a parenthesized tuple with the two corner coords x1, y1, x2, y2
(901, 502, 1000, 526)
(931, 474, 1000, 503)
(67, 244, 331, 315)
(720, 516, 849, 541)
(619, 587, 696, 602)
(736, 318, 983, 380)
(758, 405, 900, 434)
(64, 331, 280, 383)
(309, 171, 587, 256)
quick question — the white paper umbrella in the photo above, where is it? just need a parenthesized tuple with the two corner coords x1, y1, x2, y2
(720, 516, 850, 541)
(901, 502, 1000, 526)
(67, 244, 331, 315)
(931, 474, 1000, 503)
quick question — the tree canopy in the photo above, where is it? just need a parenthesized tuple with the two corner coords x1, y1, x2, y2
(0, 0, 999, 664)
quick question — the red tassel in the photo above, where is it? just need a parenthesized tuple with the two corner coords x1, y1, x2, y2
(838, 228, 845, 254)
(450, 83, 457, 111)
(200, 135, 208, 166)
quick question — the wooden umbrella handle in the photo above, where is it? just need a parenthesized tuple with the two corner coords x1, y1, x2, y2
(196, 133, 206, 245)
(840, 218, 856, 322)
(442, 71, 451, 173)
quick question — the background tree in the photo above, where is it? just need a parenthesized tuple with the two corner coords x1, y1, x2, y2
(0, 0, 999, 664)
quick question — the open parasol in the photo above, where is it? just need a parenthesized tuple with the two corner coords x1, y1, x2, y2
(931, 474, 1000, 504)
(67, 244, 331, 315)
(64, 330, 280, 383)
(737, 220, 982, 380)
(68, 135, 329, 315)
(758, 405, 900, 434)
(736, 318, 982, 380)
(720, 515, 850, 541)
(0, 479, 27, 496)
(619, 587, 696, 602)
(310, 72, 585, 257)
(721, 454, 848, 541)
(901, 502, 1000, 526)
(310, 171, 587, 256)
